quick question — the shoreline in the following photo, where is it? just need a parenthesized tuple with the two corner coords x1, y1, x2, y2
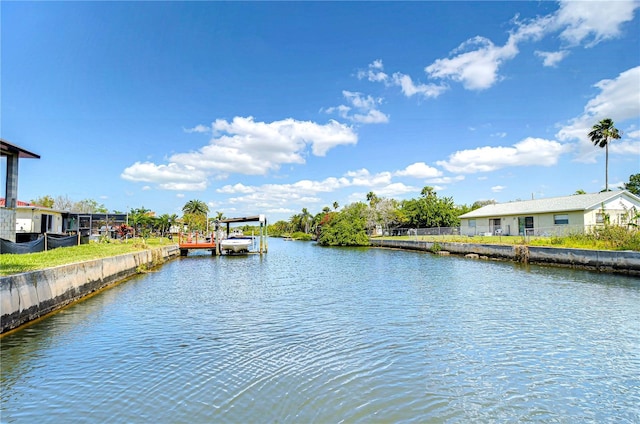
(369, 239, 640, 276)
(1, 244, 180, 334)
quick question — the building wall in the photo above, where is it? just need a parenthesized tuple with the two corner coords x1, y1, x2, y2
(0, 208, 16, 242)
(461, 211, 587, 236)
(15, 208, 64, 234)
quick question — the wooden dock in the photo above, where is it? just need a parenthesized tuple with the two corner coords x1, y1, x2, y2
(178, 232, 216, 256)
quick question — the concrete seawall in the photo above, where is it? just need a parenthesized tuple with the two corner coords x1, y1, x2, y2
(369, 239, 640, 276)
(1, 245, 180, 334)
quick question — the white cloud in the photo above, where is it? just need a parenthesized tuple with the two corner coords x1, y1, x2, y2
(325, 91, 390, 124)
(121, 162, 209, 191)
(555, 0, 640, 47)
(345, 168, 393, 187)
(357, 59, 389, 83)
(391, 73, 448, 98)
(183, 124, 210, 134)
(437, 137, 572, 173)
(535, 50, 569, 67)
(216, 183, 256, 194)
(376, 182, 419, 197)
(122, 116, 358, 190)
(394, 162, 442, 179)
(364, 2, 638, 96)
(557, 66, 640, 162)
(491, 185, 506, 193)
(358, 60, 448, 99)
(425, 35, 519, 91)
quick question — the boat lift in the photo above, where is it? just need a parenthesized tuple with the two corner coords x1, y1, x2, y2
(178, 214, 268, 256)
(215, 214, 268, 256)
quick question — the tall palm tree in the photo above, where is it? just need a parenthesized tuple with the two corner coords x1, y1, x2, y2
(333, 201, 339, 211)
(301, 208, 312, 233)
(182, 199, 209, 216)
(588, 118, 621, 192)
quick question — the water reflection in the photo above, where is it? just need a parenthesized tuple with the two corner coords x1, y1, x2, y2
(2, 239, 639, 423)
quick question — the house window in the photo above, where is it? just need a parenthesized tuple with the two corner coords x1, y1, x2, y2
(554, 214, 569, 225)
(596, 213, 604, 224)
(468, 219, 476, 228)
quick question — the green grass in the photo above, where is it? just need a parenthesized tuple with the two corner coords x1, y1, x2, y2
(0, 238, 175, 276)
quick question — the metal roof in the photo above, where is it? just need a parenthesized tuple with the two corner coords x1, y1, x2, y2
(1, 139, 40, 159)
(459, 190, 640, 219)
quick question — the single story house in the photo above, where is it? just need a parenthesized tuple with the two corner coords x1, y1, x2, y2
(459, 190, 640, 237)
(0, 198, 65, 242)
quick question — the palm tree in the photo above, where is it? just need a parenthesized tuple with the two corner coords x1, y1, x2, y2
(182, 199, 209, 216)
(333, 201, 339, 211)
(588, 118, 621, 192)
(301, 208, 312, 234)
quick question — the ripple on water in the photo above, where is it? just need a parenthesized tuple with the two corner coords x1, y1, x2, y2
(1, 240, 639, 423)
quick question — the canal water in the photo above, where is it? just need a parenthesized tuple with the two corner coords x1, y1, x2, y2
(1, 239, 639, 423)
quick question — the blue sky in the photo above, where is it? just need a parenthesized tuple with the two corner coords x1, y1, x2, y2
(2, 1, 639, 222)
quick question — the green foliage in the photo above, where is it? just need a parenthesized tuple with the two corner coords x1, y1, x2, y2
(74, 198, 108, 213)
(290, 231, 313, 241)
(182, 199, 209, 216)
(268, 220, 289, 237)
(317, 202, 369, 246)
(527, 225, 640, 251)
(624, 173, 640, 196)
(183, 213, 207, 232)
(399, 186, 460, 228)
(588, 118, 621, 191)
(31, 195, 55, 208)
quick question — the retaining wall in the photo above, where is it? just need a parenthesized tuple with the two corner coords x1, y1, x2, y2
(369, 239, 640, 276)
(1, 245, 180, 334)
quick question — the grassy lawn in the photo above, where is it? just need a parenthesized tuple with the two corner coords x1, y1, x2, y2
(0, 238, 175, 276)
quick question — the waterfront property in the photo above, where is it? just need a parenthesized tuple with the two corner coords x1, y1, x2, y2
(1, 238, 638, 422)
(459, 190, 640, 236)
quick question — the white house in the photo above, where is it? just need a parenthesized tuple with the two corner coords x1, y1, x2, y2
(459, 190, 640, 236)
(0, 199, 66, 242)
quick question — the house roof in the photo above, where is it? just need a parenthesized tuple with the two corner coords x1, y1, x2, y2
(459, 190, 640, 219)
(1, 139, 40, 159)
(0, 198, 44, 208)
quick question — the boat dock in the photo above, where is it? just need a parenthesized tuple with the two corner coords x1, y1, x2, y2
(178, 214, 268, 256)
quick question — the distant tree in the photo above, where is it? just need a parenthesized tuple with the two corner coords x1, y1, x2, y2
(182, 199, 209, 216)
(128, 207, 154, 237)
(366, 191, 379, 207)
(333, 201, 339, 210)
(300, 208, 312, 233)
(317, 202, 369, 246)
(73, 198, 107, 213)
(574, 189, 587, 195)
(624, 173, 640, 196)
(471, 199, 496, 210)
(269, 220, 289, 236)
(588, 118, 621, 192)
(156, 214, 175, 236)
(31, 195, 54, 208)
(54, 195, 74, 211)
(400, 186, 460, 228)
